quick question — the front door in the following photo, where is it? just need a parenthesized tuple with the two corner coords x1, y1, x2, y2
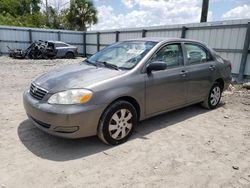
(145, 43, 188, 115)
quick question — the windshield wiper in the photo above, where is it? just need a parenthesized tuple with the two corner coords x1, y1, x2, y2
(84, 59, 98, 67)
(96, 61, 119, 70)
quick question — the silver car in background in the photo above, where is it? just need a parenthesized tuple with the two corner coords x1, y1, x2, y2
(23, 38, 232, 145)
(48, 41, 78, 58)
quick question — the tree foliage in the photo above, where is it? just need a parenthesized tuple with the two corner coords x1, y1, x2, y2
(0, 0, 98, 30)
(64, 0, 98, 31)
(0, 0, 45, 27)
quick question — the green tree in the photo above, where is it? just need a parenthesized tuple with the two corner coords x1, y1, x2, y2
(0, 0, 45, 27)
(64, 0, 98, 31)
(0, 0, 98, 30)
(44, 6, 60, 29)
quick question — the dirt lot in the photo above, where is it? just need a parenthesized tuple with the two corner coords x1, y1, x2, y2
(0, 56, 250, 188)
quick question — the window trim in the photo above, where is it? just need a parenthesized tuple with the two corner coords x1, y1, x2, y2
(142, 42, 184, 72)
(55, 43, 69, 48)
(183, 42, 214, 66)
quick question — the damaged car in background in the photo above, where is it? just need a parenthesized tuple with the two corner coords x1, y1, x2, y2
(8, 40, 78, 59)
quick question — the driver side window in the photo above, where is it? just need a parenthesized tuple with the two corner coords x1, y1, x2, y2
(151, 43, 183, 68)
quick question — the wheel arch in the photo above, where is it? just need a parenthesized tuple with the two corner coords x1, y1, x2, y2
(65, 51, 75, 57)
(214, 78, 224, 90)
(102, 96, 141, 121)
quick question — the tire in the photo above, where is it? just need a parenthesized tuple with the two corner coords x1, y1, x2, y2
(201, 83, 222, 109)
(65, 52, 74, 59)
(97, 100, 138, 145)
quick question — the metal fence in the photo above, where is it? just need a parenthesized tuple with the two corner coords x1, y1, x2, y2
(0, 19, 250, 80)
(0, 26, 84, 56)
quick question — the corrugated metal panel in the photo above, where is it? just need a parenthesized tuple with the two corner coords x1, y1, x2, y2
(0, 42, 30, 53)
(61, 33, 83, 44)
(230, 53, 242, 74)
(146, 30, 181, 38)
(0, 29, 29, 41)
(86, 45, 97, 55)
(236, 27, 246, 49)
(100, 33, 116, 44)
(74, 45, 83, 54)
(119, 31, 142, 41)
(86, 34, 97, 44)
(215, 52, 242, 74)
(32, 31, 58, 41)
(186, 26, 247, 50)
(100, 46, 107, 50)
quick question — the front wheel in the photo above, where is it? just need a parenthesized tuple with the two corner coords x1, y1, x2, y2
(97, 101, 138, 145)
(201, 83, 222, 109)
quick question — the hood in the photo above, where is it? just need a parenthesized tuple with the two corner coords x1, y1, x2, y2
(34, 63, 124, 92)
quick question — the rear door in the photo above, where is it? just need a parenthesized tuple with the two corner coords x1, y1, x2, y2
(55, 42, 69, 57)
(183, 43, 216, 103)
(145, 43, 188, 115)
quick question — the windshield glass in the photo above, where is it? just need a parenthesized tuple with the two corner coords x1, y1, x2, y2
(87, 41, 157, 69)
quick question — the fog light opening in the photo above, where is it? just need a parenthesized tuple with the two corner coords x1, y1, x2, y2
(54, 126, 79, 133)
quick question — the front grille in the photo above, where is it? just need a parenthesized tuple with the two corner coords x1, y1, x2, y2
(31, 117, 51, 129)
(29, 83, 48, 100)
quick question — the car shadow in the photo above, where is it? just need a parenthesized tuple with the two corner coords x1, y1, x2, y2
(18, 103, 222, 161)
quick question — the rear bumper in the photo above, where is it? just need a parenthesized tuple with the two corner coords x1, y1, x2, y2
(23, 90, 106, 139)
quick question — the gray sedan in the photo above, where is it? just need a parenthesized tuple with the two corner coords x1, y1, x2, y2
(48, 41, 78, 58)
(23, 38, 232, 145)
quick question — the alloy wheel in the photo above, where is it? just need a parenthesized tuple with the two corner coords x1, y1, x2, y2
(108, 109, 133, 140)
(210, 86, 221, 106)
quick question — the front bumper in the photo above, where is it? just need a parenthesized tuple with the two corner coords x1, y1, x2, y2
(23, 90, 106, 139)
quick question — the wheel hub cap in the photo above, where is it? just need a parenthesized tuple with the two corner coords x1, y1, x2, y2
(109, 109, 133, 140)
(210, 86, 221, 106)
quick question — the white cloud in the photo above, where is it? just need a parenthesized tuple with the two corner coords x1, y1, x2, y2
(222, 4, 250, 20)
(90, 0, 213, 30)
(121, 0, 136, 9)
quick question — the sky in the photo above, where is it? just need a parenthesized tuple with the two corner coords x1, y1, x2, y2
(47, 0, 250, 30)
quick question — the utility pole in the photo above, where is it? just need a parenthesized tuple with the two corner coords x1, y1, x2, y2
(200, 0, 209, 22)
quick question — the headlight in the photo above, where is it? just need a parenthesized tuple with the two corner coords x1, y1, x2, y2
(48, 89, 93, 104)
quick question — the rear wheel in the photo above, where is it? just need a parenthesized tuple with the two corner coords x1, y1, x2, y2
(98, 100, 137, 145)
(65, 52, 74, 59)
(201, 83, 222, 109)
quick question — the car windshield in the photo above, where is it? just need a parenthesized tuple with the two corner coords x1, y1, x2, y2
(87, 41, 157, 69)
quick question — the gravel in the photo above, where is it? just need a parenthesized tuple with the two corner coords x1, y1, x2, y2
(0, 56, 250, 188)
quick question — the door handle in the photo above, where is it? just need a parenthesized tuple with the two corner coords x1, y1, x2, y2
(180, 70, 187, 77)
(209, 65, 216, 71)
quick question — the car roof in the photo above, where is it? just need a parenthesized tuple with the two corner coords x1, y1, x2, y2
(47, 40, 68, 44)
(125, 37, 205, 44)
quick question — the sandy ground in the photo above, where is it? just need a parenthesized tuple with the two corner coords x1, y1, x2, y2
(0, 56, 250, 188)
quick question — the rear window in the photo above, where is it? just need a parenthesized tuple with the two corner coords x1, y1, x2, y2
(185, 44, 212, 64)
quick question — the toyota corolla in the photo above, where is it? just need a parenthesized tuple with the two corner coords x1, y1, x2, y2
(23, 38, 232, 145)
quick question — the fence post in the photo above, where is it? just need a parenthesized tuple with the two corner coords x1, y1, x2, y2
(83, 32, 86, 57)
(142, 29, 147, 38)
(238, 22, 250, 82)
(181, 26, 187, 38)
(29, 29, 33, 43)
(57, 31, 61, 41)
(115, 31, 119, 42)
(97, 32, 100, 52)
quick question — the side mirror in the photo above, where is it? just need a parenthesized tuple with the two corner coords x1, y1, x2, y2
(146, 61, 167, 73)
